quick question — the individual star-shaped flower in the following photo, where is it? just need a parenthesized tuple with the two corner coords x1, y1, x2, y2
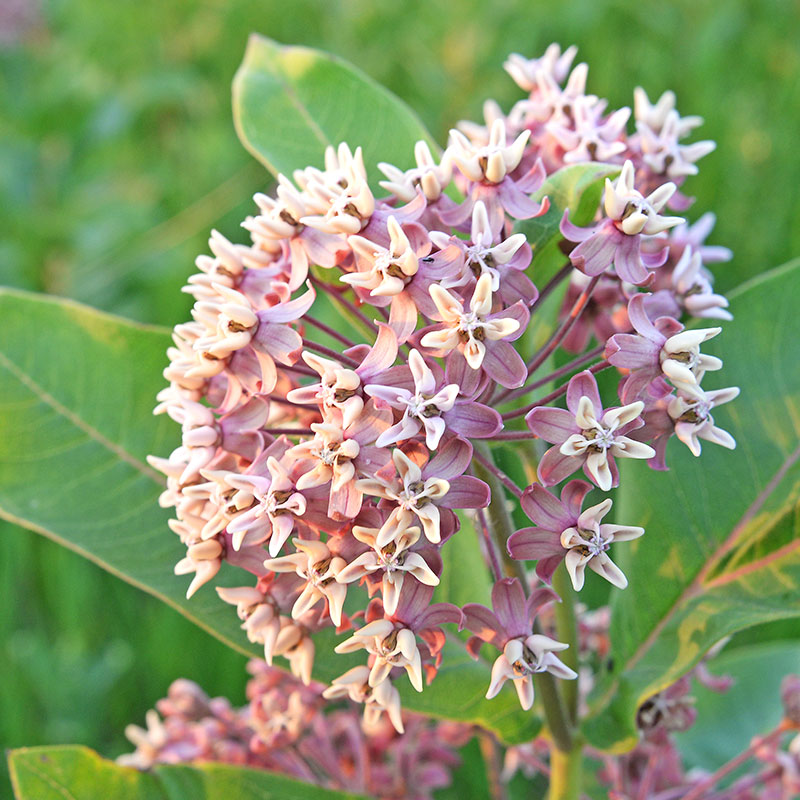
(560, 160, 684, 285)
(527, 370, 655, 490)
(462, 578, 577, 710)
(420, 273, 528, 388)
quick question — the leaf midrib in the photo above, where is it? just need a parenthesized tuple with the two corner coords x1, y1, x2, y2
(0, 349, 161, 484)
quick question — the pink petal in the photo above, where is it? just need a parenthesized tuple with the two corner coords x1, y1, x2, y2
(425, 436, 473, 480)
(527, 407, 577, 443)
(439, 475, 490, 509)
(482, 340, 527, 388)
(520, 484, 573, 530)
(491, 578, 528, 639)
(566, 370, 602, 417)
(538, 446, 581, 486)
(507, 528, 564, 561)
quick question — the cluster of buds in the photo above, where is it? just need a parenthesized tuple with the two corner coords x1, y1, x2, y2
(149, 42, 738, 733)
(120, 661, 469, 799)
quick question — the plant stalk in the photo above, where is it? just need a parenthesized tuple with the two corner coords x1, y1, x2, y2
(548, 740, 583, 800)
(552, 564, 580, 723)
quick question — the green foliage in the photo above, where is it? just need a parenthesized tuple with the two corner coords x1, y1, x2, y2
(7, 746, 362, 800)
(676, 640, 800, 771)
(233, 35, 438, 185)
(583, 260, 800, 751)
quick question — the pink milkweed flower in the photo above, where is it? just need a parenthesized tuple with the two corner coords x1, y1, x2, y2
(442, 120, 549, 236)
(244, 176, 342, 284)
(297, 144, 375, 235)
(429, 201, 537, 305)
(336, 524, 440, 616)
(365, 349, 502, 447)
(605, 293, 722, 402)
(322, 665, 406, 733)
(420, 273, 529, 388)
(504, 44, 579, 91)
(285, 323, 399, 429)
(669, 245, 732, 321)
(549, 95, 630, 165)
(527, 370, 655, 490)
(511, 486, 643, 591)
(263, 538, 349, 628)
(668, 383, 739, 456)
(288, 402, 392, 520)
(560, 160, 683, 285)
(378, 140, 453, 203)
(357, 439, 488, 546)
(224, 454, 312, 556)
(462, 578, 577, 710)
(507, 481, 594, 585)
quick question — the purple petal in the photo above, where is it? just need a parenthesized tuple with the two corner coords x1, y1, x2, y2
(538, 446, 581, 486)
(416, 601, 463, 631)
(439, 475, 490, 508)
(356, 322, 399, 378)
(566, 370, 602, 417)
(253, 323, 302, 364)
(491, 578, 529, 639)
(570, 226, 619, 276)
(482, 340, 527, 389)
(393, 581, 435, 628)
(491, 301, 530, 342)
(525, 586, 559, 623)
(613, 236, 650, 285)
(461, 603, 504, 647)
(605, 333, 661, 370)
(536, 555, 565, 586)
(445, 401, 502, 439)
(559, 479, 593, 519)
(425, 436, 473, 480)
(507, 527, 564, 560)
(520, 484, 572, 529)
(627, 293, 662, 341)
(559, 209, 597, 243)
(527, 407, 577, 443)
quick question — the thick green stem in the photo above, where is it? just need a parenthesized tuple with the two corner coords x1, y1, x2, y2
(548, 740, 583, 800)
(552, 564, 579, 722)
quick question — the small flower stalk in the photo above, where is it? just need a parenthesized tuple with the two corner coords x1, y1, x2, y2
(146, 41, 741, 792)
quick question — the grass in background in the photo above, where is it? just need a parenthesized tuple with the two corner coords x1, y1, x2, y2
(1, 0, 798, 791)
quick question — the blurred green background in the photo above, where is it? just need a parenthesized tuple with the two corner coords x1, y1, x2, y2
(2, 0, 799, 790)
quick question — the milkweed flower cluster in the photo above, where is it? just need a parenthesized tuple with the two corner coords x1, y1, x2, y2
(120, 660, 470, 799)
(148, 42, 739, 735)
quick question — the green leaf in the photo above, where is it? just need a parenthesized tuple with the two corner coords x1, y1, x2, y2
(516, 162, 620, 286)
(583, 259, 800, 751)
(675, 640, 800, 772)
(233, 35, 439, 189)
(0, 288, 536, 743)
(7, 745, 361, 799)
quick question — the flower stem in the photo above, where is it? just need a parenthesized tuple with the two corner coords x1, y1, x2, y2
(548, 740, 583, 800)
(472, 442, 523, 579)
(552, 564, 579, 723)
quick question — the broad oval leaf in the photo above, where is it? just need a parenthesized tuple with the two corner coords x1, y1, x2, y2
(0, 288, 536, 743)
(583, 259, 800, 750)
(233, 34, 439, 188)
(7, 745, 362, 800)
